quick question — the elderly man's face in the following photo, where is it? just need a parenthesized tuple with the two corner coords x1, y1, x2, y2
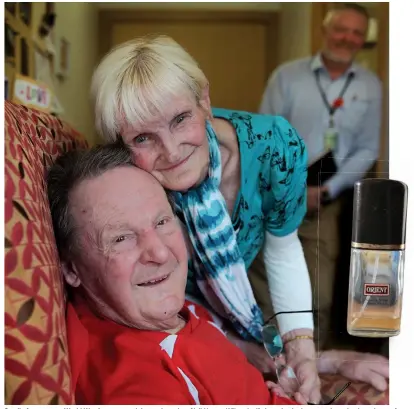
(66, 166, 188, 331)
(323, 9, 368, 64)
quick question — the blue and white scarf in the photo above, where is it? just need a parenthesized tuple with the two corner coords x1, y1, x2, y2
(172, 122, 264, 341)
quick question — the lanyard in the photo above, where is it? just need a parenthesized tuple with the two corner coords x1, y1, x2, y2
(315, 70, 355, 117)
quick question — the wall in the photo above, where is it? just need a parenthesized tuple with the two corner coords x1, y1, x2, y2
(276, 3, 312, 67)
(32, 3, 99, 145)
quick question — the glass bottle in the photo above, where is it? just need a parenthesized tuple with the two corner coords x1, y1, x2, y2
(347, 179, 408, 337)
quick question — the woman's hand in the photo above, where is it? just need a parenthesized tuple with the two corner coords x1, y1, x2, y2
(318, 350, 389, 392)
(283, 331, 321, 405)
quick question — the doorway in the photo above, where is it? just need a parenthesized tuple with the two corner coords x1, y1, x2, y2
(99, 9, 279, 113)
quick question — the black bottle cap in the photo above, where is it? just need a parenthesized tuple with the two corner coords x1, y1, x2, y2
(352, 179, 408, 247)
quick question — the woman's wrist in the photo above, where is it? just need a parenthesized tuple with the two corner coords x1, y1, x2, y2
(282, 328, 314, 343)
(282, 329, 316, 365)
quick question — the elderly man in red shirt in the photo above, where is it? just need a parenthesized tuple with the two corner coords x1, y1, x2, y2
(47, 142, 298, 405)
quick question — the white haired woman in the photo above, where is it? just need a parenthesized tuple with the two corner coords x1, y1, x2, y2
(91, 35, 319, 404)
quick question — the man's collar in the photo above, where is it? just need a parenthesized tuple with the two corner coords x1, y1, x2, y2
(311, 52, 358, 76)
(310, 53, 325, 72)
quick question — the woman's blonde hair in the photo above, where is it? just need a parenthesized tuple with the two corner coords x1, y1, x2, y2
(91, 35, 209, 142)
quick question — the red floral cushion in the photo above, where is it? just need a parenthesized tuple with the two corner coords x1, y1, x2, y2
(4, 102, 88, 404)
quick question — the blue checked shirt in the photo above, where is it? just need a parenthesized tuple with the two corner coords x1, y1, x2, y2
(259, 53, 382, 199)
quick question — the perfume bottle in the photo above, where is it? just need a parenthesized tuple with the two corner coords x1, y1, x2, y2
(347, 179, 408, 337)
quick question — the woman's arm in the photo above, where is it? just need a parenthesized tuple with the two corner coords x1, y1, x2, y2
(263, 229, 320, 404)
(263, 229, 314, 335)
(262, 116, 320, 404)
(263, 117, 314, 341)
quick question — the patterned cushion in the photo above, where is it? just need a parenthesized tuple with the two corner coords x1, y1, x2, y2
(320, 374, 389, 405)
(4, 102, 88, 404)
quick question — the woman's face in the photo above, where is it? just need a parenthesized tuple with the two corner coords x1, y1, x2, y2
(120, 92, 211, 192)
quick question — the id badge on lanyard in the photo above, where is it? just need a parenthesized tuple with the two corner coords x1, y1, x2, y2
(316, 70, 354, 153)
(324, 116, 338, 152)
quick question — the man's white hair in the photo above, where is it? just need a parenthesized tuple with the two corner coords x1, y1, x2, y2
(91, 35, 208, 142)
(322, 3, 369, 28)
(323, 10, 337, 28)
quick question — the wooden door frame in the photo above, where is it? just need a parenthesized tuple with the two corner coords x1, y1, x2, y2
(98, 9, 280, 82)
(311, 2, 329, 55)
(377, 3, 389, 176)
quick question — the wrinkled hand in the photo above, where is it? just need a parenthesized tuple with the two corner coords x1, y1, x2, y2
(284, 336, 321, 404)
(326, 350, 389, 392)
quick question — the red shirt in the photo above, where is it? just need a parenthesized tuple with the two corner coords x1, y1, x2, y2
(67, 297, 298, 405)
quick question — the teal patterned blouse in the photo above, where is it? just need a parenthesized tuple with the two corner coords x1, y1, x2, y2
(186, 107, 308, 297)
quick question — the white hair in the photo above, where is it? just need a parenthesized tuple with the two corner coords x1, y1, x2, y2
(323, 10, 336, 28)
(323, 3, 369, 28)
(91, 35, 208, 142)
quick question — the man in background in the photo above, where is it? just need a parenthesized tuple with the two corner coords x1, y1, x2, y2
(258, 3, 382, 349)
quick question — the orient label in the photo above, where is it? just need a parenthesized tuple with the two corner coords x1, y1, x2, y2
(363, 284, 390, 296)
